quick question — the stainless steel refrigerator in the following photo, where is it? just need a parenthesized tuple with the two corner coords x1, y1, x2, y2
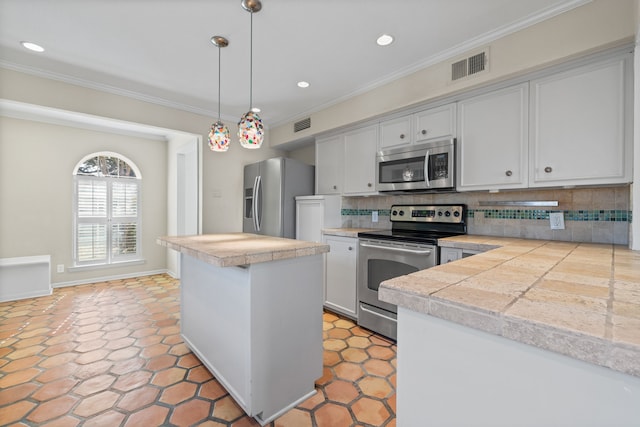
(243, 157, 314, 238)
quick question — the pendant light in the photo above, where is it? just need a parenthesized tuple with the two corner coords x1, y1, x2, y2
(208, 36, 231, 152)
(238, 0, 264, 149)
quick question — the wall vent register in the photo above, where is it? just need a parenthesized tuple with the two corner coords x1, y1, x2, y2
(294, 117, 311, 133)
(451, 49, 488, 81)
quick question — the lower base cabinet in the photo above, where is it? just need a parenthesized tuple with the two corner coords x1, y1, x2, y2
(323, 235, 357, 318)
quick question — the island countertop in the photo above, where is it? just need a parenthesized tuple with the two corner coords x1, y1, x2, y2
(379, 235, 640, 377)
(157, 233, 329, 267)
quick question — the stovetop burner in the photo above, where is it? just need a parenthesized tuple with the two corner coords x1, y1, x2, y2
(358, 204, 467, 244)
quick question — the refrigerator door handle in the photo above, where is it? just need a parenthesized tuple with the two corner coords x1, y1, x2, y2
(253, 175, 262, 232)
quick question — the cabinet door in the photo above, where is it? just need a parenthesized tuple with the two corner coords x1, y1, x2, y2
(324, 236, 357, 318)
(530, 56, 631, 187)
(344, 125, 378, 195)
(457, 83, 528, 191)
(440, 247, 462, 264)
(414, 103, 456, 143)
(379, 115, 411, 149)
(315, 136, 344, 194)
(295, 200, 323, 242)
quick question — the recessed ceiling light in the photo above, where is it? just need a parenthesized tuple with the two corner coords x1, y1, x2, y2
(21, 41, 45, 52)
(376, 34, 394, 46)
(297, 81, 310, 88)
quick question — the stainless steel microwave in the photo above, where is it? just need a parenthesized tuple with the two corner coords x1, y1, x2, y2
(376, 138, 455, 192)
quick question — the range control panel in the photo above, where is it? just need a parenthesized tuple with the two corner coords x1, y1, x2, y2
(390, 204, 465, 224)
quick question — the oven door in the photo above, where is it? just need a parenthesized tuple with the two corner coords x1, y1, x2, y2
(376, 138, 455, 192)
(357, 238, 437, 339)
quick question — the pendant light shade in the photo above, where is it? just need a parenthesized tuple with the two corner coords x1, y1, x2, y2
(208, 120, 231, 152)
(238, 111, 264, 149)
(238, 0, 264, 149)
(208, 36, 231, 152)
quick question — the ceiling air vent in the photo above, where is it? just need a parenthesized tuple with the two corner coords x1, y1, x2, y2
(294, 117, 311, 133)
(451, 50, 488, 82)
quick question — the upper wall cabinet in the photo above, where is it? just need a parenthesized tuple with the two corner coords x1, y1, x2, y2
(379, 115, 411, 150)
(316, 124, 378, 196)
(414, 103, 456, 144)
(529, 55, 632, 187)
(315, 135, 344, 195)
(379, 103, 456, 150)
(343, 125, 378, 195)
(457, 83, 529, 192)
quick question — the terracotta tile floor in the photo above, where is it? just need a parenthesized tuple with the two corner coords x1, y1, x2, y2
(0, 274, 396, 426)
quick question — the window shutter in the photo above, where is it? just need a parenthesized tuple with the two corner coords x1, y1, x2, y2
(111, 181, 139, 259)
(77, 179, 107, 217)
(77, 224, 107, 262)
(112, 181, 138, 217)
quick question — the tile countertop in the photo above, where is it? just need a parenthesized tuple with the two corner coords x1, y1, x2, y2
(379, 235, 640, 378)
(157, 233, 329, 268)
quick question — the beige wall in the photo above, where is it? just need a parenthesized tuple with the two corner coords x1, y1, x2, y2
(0, 68, 285, 239)
(270, 0, 636, 147)
(0, 116, 168, 284)
(0, 70, 284, 285)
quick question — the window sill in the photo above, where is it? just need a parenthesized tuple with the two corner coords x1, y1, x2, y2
(68, 259, 146, 272)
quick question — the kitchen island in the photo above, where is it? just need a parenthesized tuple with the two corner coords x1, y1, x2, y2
(156, 233, 329, 426)
(380, 236, 640, 427)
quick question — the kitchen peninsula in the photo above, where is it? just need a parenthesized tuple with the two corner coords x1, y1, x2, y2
(380, 236, 640, 426)
(156, 233, 329, 426)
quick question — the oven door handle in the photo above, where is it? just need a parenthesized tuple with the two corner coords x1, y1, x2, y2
(360, 243, 432, 255)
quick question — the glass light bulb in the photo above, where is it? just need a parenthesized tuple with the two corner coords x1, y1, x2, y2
(238, 111, 264, 149)
(208, 121, 231, 152)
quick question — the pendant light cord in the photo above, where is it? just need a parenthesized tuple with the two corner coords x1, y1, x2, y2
(217, 46, 222, 121)
(249, 11, 253, 110)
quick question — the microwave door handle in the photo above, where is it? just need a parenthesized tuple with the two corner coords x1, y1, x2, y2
(424, 150, 430, 187)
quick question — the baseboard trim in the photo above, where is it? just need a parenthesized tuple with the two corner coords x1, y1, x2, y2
(52, 269, 169, 288)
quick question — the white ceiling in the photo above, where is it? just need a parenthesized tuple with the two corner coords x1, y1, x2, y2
(0, 0, 588, 128)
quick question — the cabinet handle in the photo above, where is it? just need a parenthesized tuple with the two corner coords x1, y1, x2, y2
(333, 185, 337, 190)
(420, 129, 427, 135)
(348, 246, 353, 251)
(367, 183, 372, 187)
(505, 170, 513, 177)
(399, 133, 405, 139)
(544, 166, 552, 173)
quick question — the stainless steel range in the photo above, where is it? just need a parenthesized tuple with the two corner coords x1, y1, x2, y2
(357, 204, 467, 340)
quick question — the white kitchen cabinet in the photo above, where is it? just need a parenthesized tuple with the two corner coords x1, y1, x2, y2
(323, 235, 357, 319)
(529, 55, 632, 187)
(315, 135, 344, 195)
(379, 115, 412, 149)
(316, 125, 377, 196)
(457, 83, 529, 192)
(379, 103, 455, 150)
(414, 103, 456, 143)
(343, 125, 378, 195)
(295, 195, 342, 243)
(440, 247, 462, 264)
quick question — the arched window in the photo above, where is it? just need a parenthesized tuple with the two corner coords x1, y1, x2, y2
(73, 152, 142, 266)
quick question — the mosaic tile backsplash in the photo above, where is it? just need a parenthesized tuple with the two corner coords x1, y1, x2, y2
(340, 186, 632, 245)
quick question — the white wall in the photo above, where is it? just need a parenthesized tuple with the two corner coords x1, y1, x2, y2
(0, 116, 168, 284)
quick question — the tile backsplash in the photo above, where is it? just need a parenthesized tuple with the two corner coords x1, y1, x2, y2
(341, 186, 632, 245)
